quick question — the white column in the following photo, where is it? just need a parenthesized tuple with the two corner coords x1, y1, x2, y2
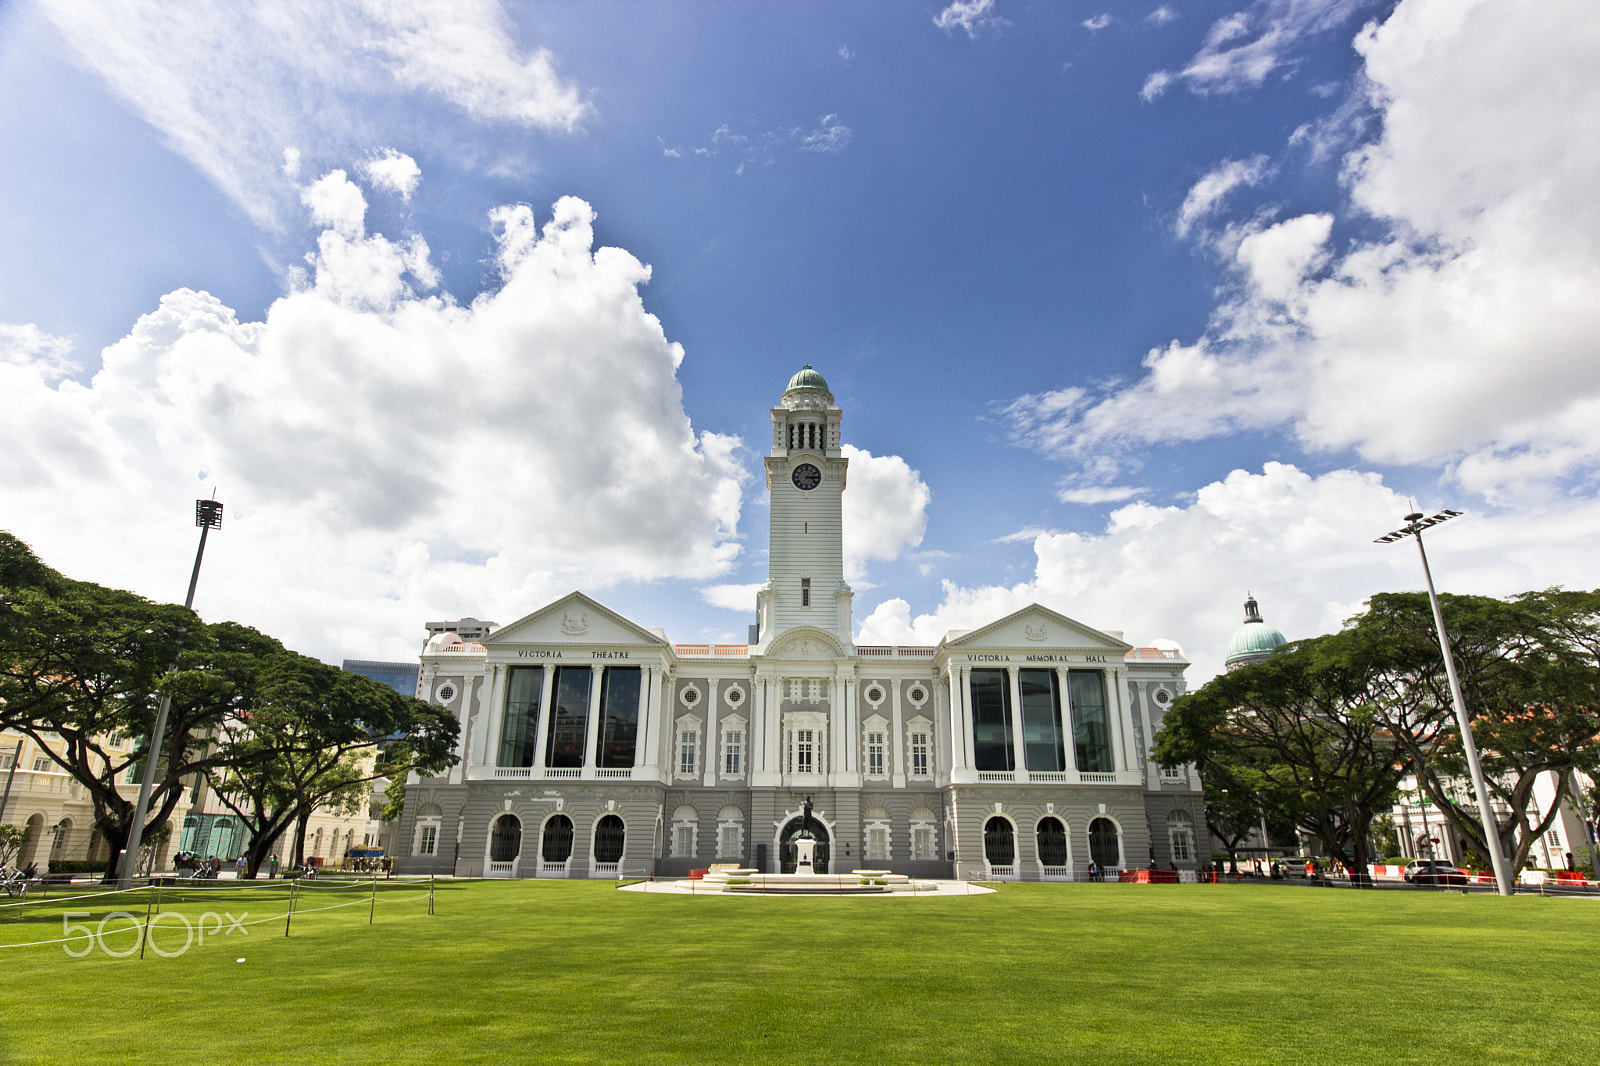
(1056, 667, 1077, 773)
(890, 678, 905, 788)
(476, 664, 506, 771)
(641, 664, 664, 778)
(1107, 667, 1132, 774)
(1007, 666, 1028, 781)
(750, 676, 766, 776)
(703, 682, 718, 787)
(529, 665, 556, 774)
(583, 665, 605, 777)
(768, 679, 785, 778)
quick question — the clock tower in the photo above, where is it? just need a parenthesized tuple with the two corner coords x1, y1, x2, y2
(756, 365, 851, 647)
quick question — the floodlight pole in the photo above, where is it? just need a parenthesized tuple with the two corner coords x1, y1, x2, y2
(116, 497, 223, 889)
(1376, 510, 1513, 896)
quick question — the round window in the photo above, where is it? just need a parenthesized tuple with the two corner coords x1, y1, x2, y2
(725, 686, 745, 706)
(1153, 689, 1171, 706)
(865, 686, 885, 704)
(908, 686, 927, 705)
(435, 683, 457, 704)
(681, 686, 701, 706)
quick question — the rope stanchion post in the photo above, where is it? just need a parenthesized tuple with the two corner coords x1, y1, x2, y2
(139, 881, 155, 960)
(369, 870, 377, 925)
(429, 872, 434, 915)
(285, 879, 298, 937)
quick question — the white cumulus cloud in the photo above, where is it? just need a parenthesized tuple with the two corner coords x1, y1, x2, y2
(1175, 155, 1272, 238)
(858, 462, 1600, 681)
(1013, 0, 1600, 503)
(0, 191, 746, 664)
(362, 148, 422, 201)
(840, 445, 931, 583)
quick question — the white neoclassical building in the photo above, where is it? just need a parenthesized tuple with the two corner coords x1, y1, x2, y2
(396, 366, 1201, 880)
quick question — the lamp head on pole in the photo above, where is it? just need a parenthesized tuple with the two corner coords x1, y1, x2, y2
(195, 499, 224, 530)
(1374, 508, 1461, 544)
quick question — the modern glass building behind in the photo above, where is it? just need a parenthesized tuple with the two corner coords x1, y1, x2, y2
(342, 659, 421, 698)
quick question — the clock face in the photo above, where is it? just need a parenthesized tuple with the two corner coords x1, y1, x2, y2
(791, 463, 822, 491)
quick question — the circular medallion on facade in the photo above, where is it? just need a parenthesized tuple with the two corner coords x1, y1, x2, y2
(791, 463, 822, 491)
(680, 684, 702, 707)
(724, 685, 745, 707)
(435, 682, 457, 704)
(907, 685, 928, 707)
(864, 684, 885, 706)
(1153, 688, 1171, 706)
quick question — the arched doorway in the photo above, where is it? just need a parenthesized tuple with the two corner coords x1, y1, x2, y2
(593, 814, 625, 868)
(1036, 816, 1068, 873)
(984, 816, 1016, 876)
(488, 814, 522, 877)
(778, 818, 830, 873)
(19, 814, 44, 868)
(1088, 817, 1120, 870)
(540, 814, 574, 876)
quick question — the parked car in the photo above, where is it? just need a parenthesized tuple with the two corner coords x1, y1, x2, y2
(1272, 857, 1319, 878)
(1404, 860, 1469, 885)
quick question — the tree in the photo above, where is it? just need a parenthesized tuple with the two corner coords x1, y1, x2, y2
(204, 648, 457, 877)
(1337, 591, 1600, 878)
(0, 823, 29, 868)
(0, 535, 226, 881)
(1154, 641, 1408, 879)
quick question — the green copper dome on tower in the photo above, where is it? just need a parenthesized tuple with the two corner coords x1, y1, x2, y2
(1225, 593, 1287, 671)
(785, 364, 830, 393)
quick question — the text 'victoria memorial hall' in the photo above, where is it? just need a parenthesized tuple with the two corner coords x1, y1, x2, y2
(396, 366, 1203, 880)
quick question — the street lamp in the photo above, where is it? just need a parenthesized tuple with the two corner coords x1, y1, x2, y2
(116, 497, 223, 888)
(1375, 509, 1513, 896)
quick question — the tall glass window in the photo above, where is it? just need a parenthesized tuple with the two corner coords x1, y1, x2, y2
(597, 667, 640, 769)
(1068, 670, 1113, 773)
(498, 666, 543, 767)
(969, 669, 1014, 772)
(866, 732, 885, 776)
(545, 667, 592, 768)
(1019, 669, 1065, 772)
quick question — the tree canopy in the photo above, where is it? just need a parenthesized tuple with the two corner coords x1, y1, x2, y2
(0, 531, 457, 879)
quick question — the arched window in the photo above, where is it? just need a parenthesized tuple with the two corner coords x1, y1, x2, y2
(984, 817, 1015, 866)
(863, 806, 890, 861)
(594, 815, 626, 864)
(1036, 817, 1068, 867)
(1167, 810, 1194, 864)
(541, 815, 574, 863)
(490, 815, 523, 863)
(1089, 817, 1119, 869)
(909, 807, 937, 861)
(716, 806, 744, 860)
(671, 805, 699, 858)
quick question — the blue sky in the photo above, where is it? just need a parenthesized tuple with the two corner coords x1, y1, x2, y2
(4, 0, 1599, 680)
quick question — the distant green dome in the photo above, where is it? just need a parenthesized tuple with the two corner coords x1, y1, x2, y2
(1225, 594, 1287, 670)
(785, 364, 830, 393)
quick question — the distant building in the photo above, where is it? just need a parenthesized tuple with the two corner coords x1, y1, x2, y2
(342, 659, 422, 698)
(1224, 594, 1287, 671)
(423, 617, 498, 650)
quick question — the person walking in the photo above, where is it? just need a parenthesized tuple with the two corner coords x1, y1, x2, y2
(268, 853, 280, 879)
(235, 854, 248, 879)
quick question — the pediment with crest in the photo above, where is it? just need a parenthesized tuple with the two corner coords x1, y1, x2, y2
(943, 603, 1131, 653)
(483, 591, 668, 648)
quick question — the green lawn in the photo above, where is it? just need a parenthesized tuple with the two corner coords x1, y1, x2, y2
(2, 878, 1595, 1065)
